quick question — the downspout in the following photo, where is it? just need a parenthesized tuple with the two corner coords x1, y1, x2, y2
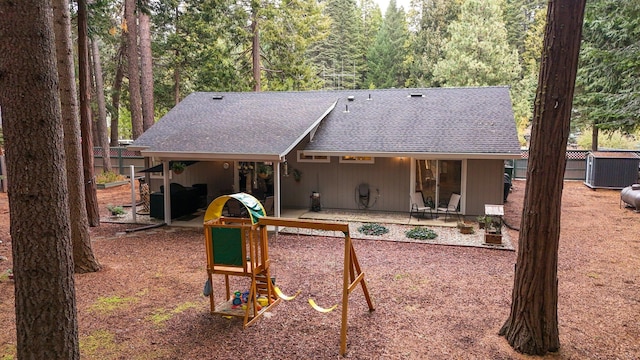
(274, 159, 281, 217)
(163, 160, 172, 225)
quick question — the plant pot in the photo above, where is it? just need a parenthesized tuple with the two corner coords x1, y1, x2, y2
(478, 222, 485, 229)
(484, 233, 502, 244)
(458, 223, 474, 234)
(173, 169, 183, 175)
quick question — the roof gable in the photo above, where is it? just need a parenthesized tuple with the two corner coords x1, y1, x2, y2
(132, 91, 338, 158)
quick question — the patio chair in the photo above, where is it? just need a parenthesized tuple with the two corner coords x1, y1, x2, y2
(263, 196, 274, 216)
(410, 192, 432, 220)
(226, 199, 248, 218)
(436, 193, 461, 221)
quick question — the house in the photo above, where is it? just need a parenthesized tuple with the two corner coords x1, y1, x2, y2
(129, 87, 520, 223)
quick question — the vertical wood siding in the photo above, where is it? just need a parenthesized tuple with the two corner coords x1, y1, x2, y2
(281, 144, 410, 211)
(465, 159, 504, 215)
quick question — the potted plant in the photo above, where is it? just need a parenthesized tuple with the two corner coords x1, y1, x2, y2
(476, 215, 488, 229)
(107, 204, 125, 216)
(257, 163, 273, 179)
(457, 221, 475, 234)
(171, 162, 186, 174)
(292, 168, 302, 182)
(484, 217, 502, 244)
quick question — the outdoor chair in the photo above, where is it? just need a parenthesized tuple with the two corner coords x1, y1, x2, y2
(410, 192, 433, 220)
(263, 196, 274, 216)
(225, 199, 248, 217)
(436, 193, 461, 221)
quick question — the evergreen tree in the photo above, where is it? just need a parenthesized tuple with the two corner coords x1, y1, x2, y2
(259, 0, 329, 90)
(433, 0, 521, 87)
(366, 0, 409, 88)
(502, 0, 546, 58)
(406, 0, 460, 87)
(573, 0, 640, 149)
(0, 1, 80, 357)
(500, 0, 586, 354)
(310, 0, 365, 89)
(359, 0, 383, 85)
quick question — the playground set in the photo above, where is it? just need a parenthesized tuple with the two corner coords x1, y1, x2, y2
(202, 193, 375, 356)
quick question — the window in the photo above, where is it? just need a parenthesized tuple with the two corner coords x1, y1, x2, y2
(297, 151, 330, 163)
(339, 156, 374, 164)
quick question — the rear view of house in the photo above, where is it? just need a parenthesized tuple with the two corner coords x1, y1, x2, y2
(130, 87, 520, 222)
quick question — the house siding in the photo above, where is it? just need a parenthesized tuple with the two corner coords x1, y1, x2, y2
(465, 159, 504, 216)
(281, 143, 410, 211)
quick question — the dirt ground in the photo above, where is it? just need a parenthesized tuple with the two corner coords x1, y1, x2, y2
(0, 179, 639, 359)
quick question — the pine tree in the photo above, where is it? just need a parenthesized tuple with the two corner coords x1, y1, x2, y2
(573, 0, 640, 149)
(500, 0, 586, 354)
(433, 0, 521, 87)
(366, 0, 409, 88)
(309, 0, 365, 89)
(406, 0, 460, 87)
(0, 1, 80, 357)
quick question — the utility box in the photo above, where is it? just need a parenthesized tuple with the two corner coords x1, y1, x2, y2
(585, 151, 640, 189)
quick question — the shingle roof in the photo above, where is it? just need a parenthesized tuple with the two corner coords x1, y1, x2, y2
(131, 91, 339, 158)
(304, 87, 520, 155)
(131, 87, 520, 159)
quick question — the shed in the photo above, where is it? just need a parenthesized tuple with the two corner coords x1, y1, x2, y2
(584, 151, 640, 189)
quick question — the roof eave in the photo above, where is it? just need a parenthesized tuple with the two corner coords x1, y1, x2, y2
(139, 150, 282, 162)
(300, 150, 520, 160)
(278, 99, 338, 158)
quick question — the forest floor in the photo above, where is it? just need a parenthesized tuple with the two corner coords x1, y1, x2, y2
(0, 179, 639, 359)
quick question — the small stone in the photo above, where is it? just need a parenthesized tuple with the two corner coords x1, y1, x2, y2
(0, 255, 8, 262)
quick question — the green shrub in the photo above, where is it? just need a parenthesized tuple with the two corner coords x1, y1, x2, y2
(96, 171, 126, 184)
(357, 223, 389, 236)
(107, 205, 125, 215)
(405, 227, 438, 240)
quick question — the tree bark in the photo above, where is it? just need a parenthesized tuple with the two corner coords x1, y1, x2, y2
(53, 0, 101, 273)
(0, 1, 79, 358)
(91, 37, 112, 173)
(125, 0, 144, 139)
(499, 0, 586, 355)
(111, 39, 126, 146)
(78, 0, 101, 227)
(591, 122, 599, 151)
(173, 58, 181, 105)
(139, 5, 155, 131)
(251, 5, 261, 92)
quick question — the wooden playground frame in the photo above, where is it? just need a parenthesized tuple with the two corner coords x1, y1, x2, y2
(203, 193, 374, 356)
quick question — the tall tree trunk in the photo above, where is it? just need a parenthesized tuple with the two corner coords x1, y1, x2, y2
(499, 0, 586, 355)
(591, 121, 599, 151)
(111, 39, 126, 146)
(0, 1, 79, 358)
(125, 0, 144, 139)
(91, 37, 112, 173)
(173, 58, 181, 105)
(78, 0, 101, 227)
(139, 5, 155, 131)
(251, 6, 261, 92)
(53, 0, 101, 273)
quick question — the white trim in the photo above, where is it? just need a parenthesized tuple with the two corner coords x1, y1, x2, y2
(140, 151, 282, 162)
(339, 155, 375, 164)
(280, 100, 338, 157)
(302, 150, 519, 160)
(297, 150, 330, 163)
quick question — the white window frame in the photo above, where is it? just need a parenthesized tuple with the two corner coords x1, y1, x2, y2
(339, 155, 375, 164)
(297, 150, 330, 163)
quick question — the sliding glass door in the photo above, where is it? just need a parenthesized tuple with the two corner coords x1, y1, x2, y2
(415, 160, 461, 208)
